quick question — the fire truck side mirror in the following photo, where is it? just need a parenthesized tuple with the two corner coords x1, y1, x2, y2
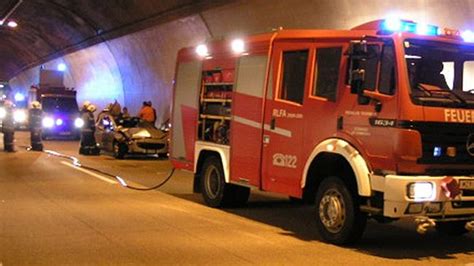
(351, 69, 370, 105)
(348, 40, 370, 105)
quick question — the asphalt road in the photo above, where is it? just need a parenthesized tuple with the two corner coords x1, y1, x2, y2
(0, 132, 473, 265)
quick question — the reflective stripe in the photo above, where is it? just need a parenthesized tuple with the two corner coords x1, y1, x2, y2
(233, 115, 292, 138)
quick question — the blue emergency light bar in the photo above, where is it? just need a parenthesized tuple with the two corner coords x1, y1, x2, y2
(382, 18, 439, 36)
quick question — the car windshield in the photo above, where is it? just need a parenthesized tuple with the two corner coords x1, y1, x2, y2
(405, 39, 474, 108)
(42, 97, 79, 113)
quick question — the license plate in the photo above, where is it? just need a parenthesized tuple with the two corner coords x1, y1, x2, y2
(459, 179, 474, 190)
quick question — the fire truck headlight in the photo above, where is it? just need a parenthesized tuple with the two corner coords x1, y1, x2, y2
(42, 117, 55, 128)
(0, 107, 6, 119)
(74, 118, 84, 128)
(13, 109, 27, 123)
(407, 182, 435, 201)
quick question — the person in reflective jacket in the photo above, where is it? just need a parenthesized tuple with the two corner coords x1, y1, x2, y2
(79, 104, 100, 155)
(2, 100, 15, 152)
(29, 101, 43, 151)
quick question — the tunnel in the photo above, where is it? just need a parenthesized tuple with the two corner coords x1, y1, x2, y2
(2, 0, 474, 124)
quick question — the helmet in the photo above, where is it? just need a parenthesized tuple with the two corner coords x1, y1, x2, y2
(82, 101, 91, 109)
(31, 101, 41, 109)
(103, 103, 113, 112)
(87, 104, 96, 112)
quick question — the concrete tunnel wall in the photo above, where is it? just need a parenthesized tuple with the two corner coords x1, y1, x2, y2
(9, 15, 210, 124)
(8, 0, 474, 124)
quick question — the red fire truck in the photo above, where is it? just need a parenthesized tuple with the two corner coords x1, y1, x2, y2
(170, 19, 474, 244)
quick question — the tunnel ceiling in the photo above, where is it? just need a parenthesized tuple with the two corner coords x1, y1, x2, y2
(0, 0, 232, 81)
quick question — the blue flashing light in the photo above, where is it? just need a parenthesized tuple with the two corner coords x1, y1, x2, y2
(14, 92, 25, 102)
(57, 63, 67, 72)
(433, 146, 442, 157)
(461, 30, 474, 42)
(415, 24, 439, 36)
(55, 118, 64, 126)
(382, 18, 438, 36)
(383, 18, 402, 32)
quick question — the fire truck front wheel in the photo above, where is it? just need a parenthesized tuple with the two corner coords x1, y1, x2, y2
(315, 177, 367, 245)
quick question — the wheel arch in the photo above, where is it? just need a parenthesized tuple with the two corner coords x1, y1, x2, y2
(194, 142, 230, 192)
(302, 138, 372, 197)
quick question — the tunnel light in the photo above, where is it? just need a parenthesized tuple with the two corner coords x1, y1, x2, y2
(42, 117, 54, 128)
(461, 30, 474, 43)
(57, 63, 67, 72)
(0, 84, 4, 88)
(231, 39, 245, 54)
(7, 21, 17, 28)
(195, 44, 209, 57)
(14, 92, 25, 102)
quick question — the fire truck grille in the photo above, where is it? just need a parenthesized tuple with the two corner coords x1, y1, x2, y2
(399, 121, 474, 165)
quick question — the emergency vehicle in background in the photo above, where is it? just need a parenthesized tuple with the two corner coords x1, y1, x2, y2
(170, 18, 474, 244)
(29, 69, 83, 139)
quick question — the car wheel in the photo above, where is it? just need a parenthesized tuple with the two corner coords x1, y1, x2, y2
(113, 141, 127, 159)
(436, 221, 469, 236)
(315, 176, 367, 245)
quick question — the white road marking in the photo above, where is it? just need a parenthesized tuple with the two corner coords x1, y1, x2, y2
(60, 161, 118, 184)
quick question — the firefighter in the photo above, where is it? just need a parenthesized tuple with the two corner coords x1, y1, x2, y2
(80, 101, 91, 115)
(2, 100, 15, 152)
(79, 104, 100, 155)
(29, 101, 43, 151)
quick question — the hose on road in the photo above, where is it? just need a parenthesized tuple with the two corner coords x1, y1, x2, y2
(39, 148, 176, 191)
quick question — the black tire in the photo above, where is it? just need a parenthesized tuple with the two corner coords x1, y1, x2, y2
(200, 156, 246, 208)
(436, 221, 469, 236)
(314, 177, 367, 245)
(113, 141, 127, 159)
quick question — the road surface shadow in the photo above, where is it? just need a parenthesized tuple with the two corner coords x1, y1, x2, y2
(172, 191, 474, 260)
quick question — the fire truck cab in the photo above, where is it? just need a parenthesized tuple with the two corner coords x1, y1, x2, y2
(171, 19, 474, 244)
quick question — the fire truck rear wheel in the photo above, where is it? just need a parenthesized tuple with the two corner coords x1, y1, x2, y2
(200, 156, 232, 208)
(315, 176, 367, 245)
(435, 221, 469, 236)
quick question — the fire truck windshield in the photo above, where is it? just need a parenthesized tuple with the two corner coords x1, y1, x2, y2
(404, 39, 474, 108)
(42, 96, 79, 114)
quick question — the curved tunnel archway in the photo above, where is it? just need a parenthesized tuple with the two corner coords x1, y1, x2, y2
(7, 0, 474, 124)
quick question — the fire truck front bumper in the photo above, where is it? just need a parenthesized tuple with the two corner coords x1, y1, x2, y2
(379, 175, 474, 220)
